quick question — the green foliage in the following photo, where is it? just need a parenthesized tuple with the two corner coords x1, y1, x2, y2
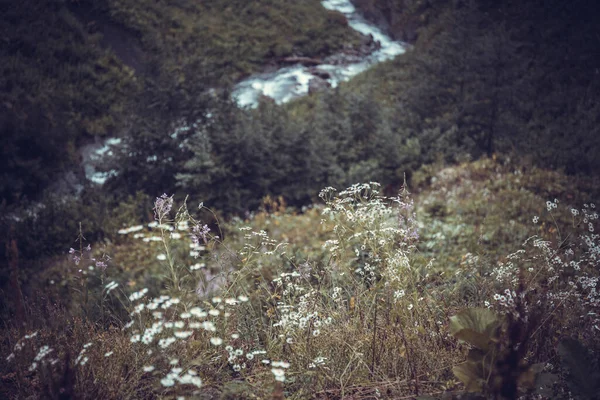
(172, 89, 423, 215)
(0, 0, 138, 203)
(411, 156, 599, 277)
(19, 191, 147, 255)
(176, 98, 343, 214)
(558, 338, 600, 400)
(1, 0, 360, 205)
(450, 308, 502, 394)
(449, 308, 501, 353)
(337, 0, 600, 176)
(108, 0, 361, 83)
(449, 308, 545, 398)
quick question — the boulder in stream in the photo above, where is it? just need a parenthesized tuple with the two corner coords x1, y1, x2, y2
(281, 56, 322, 66)
(308, 77, 331, 94)
(308, 67, 332, 80)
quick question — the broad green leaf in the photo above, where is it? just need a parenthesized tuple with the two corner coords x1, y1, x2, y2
(533, 372, 558, 397)
(450, 308, 500, 336)
(558, 338, 600, 399)
(467, 348, 488, 363)
(449, 308, 501, 350)
(518, 363, 545, 389)
(453, 328, 493, 351)
(453, 362, 486, 392)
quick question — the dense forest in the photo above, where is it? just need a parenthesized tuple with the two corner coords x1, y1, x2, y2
(1, 0, 600, 398)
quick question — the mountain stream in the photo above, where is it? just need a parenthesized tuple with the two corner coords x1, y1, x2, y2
(83, 0, 406, 184)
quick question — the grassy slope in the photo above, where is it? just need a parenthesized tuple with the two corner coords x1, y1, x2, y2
(3, 158, 599, 398)
(3, 1, 600, 395)
(26, 158, 599, 326)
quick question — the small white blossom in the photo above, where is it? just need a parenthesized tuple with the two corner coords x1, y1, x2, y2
(271, 368, 286, 382)
(272, 361, 290, 368)
(174, 331, 193, 339)
(161, 377, 175, 387)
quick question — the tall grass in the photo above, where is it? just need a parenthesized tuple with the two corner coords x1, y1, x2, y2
(2, 180, 598, 399)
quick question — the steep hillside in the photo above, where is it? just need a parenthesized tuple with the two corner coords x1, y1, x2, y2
(3, 159, 599, 399)
(0, 0, 361, 204)
(292, 0, 600, 175)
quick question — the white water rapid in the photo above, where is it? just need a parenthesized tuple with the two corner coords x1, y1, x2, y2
(82, 0, 405, 184)
(232, 0, 405, 108)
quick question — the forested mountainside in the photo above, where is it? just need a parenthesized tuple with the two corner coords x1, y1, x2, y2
(2, 1, 600, 398)
(2, 0, 599, 289)
(2, 0, 599, 209)
(0, 0, 360, 204)
(317, 0, 600, 173)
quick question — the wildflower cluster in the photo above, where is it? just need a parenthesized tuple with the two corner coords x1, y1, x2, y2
(159, 366, 202, 389)
(117, 224, 144, 235)
(117, 218, 205, 260)
(75, 342, 93, 366)
(129, 287, 149, 302)
(104, 280, 119, 294)
(238, 227, 286, 258)
(308, 356, 328, 369)
(225, 346, 267, 372)
(270, 360, 290, 382)
(6, 331, 57, 371)
(154, 193, 174, 221)
(68, 243, 110, 272)
(320, 182, 416, 288)
(272, 272, 333, 338)
(546, 199, 559, 212)
(119, 284, 285, 392)
(117, 194, 220, 301)
(493, 289, 518, 313)
(491, 200, 600, 331)
(191, 224, 211, 246)
(26, 181, 600, 397)
(579, 203, 598, 234)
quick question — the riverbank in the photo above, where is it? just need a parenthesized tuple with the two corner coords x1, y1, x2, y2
(233, 0, 406, 107)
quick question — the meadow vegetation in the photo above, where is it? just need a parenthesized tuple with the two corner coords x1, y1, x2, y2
(2, 161, 600, 399)
(2, 0, 600, 398)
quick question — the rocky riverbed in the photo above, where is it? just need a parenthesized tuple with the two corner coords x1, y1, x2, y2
(232, 0, 406, 107)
